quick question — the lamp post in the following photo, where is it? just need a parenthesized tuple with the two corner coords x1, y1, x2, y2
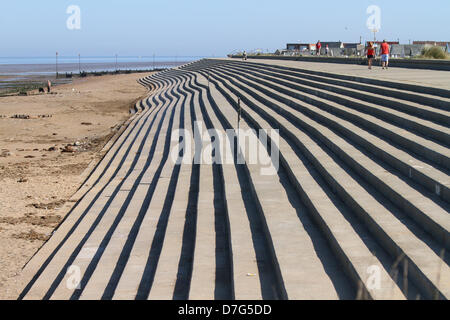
(372, 28, 378, 42)
(56, 52, 58, 79)
(237, 96, 242, 160)
(237, 97, 241, 128)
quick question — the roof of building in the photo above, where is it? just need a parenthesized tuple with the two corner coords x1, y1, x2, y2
(413, 41, 450, 46)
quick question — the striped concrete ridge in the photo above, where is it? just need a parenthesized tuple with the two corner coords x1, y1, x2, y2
(16, 59, 449, 300)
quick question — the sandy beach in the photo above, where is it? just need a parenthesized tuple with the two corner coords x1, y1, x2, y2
(0, 72, 151, 299)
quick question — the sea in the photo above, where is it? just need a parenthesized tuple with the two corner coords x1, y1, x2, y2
(0, 56, 205, 89)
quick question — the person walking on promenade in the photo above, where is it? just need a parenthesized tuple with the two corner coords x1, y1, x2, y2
(380, 40, 390, 70)
(316, 41, 322, 56)
(367, 42, 375, 69)
(47, 80, 52, 93)
(325, 44, 330, 56)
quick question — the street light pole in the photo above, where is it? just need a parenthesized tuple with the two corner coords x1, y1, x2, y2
(56, 52, 58, 79)
(237, 96, 243, 161)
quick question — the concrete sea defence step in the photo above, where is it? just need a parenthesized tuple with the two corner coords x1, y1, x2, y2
(17, 60, 449, 300)
(201, 68, 448, 299)
(204, 65, 450, 249)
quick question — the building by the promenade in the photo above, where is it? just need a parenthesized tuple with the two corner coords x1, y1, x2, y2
(285, 41, 364, 56)
(284, 40, 449, 58)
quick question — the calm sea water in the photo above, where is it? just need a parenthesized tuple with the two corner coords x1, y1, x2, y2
(0, 56, 206, 87)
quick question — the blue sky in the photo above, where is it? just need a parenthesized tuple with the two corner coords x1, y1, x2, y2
(0, 0, 448, 57)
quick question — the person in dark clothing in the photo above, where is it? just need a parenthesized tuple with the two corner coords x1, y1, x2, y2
(367, 42, 375, 69)
(316, 41, 322, 56)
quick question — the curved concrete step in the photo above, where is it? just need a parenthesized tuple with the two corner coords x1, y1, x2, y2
(195, 71, 407, 300)
(225, 60, 450, 112)
(21, 77, 178, 299)
(210, 65, 450, 204)
(215, 64, 450, 166)
(196, 73, 356, 300)
(206, 69, 450, 300)
(17, 60, 449, 300)
(207, 67, 450, 247)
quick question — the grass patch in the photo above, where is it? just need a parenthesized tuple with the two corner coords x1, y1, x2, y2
(0, 83, 43, 97)
(418, 46, 450, 59)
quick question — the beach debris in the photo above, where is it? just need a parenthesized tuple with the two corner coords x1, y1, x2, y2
(81, 122, 93, 126)
(13, 229, 50, 242)
(246, 273, 257, 277)
(11, 114, 51, 120)
(62, 145, 77, 153)
(24, 155, 35, 159)
(26, 199, 66, 210)
(46, 146, 57, 152)
(11, 114, 30, 119)
(61, 140, 92, 153)
(0, 149, 13, 157)
(17, 177, 28, 183)
(0, 214, 62, 227)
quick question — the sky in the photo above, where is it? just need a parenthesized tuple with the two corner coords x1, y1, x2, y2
(0, 0, 449, 57)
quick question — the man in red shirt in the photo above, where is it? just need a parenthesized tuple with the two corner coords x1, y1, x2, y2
(380, 40, 390, 69)
(316, 41, 322, 56)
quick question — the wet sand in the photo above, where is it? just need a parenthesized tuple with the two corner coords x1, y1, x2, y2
(0, 72, 151, 299)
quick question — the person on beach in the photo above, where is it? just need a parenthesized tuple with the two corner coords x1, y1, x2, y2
(47, 80, 52, 93)
(316, 41, 322, 56)
(367, 42, 375, 69)
(243, 51, 248, 61)
(380, 40, 390, 70)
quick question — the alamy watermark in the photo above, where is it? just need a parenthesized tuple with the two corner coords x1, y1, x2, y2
(366, 265, 381, 291)
(171, 121, 280, 176)
(66, 5, 81, 30)
(366, 5, 381, 32)
(66, 265, 81, 290)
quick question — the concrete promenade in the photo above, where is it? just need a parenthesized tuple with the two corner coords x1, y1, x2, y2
(14, 58, 450, 300)
(228, 58, 450, 90)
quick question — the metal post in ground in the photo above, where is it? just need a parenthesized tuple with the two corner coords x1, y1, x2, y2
(56, 52, 58, 79)
(208, 71, 210, 91)
(238, 97, 241, 128)
(237, 96, 241, 160)
(78, 53, 81, 74)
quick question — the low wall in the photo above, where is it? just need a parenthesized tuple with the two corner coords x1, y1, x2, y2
(231, 55, 450, 71)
